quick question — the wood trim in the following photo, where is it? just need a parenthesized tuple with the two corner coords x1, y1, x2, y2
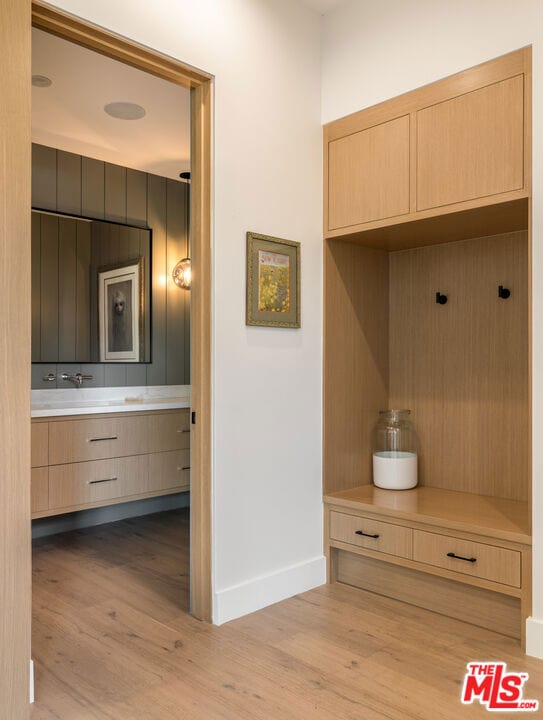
(1, 0, 32, 716)
(190, 80, 214, 622)
(31, 2, 211, 89)
(30, 2, 214, 625)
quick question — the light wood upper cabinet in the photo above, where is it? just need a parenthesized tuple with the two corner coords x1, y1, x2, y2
(328, 115, 410, 230)
(324, 47, 530, 249)
(416, 75, 524, 211)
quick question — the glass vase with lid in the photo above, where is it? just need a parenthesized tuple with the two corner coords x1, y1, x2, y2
(372, 409, 418, 490)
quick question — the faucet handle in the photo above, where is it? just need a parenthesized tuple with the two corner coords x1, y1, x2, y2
(78, 374, 94, 382)
(42, 373, 57, 382)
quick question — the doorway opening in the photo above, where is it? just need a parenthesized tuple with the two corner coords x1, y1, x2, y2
(32, 3, 212, 700)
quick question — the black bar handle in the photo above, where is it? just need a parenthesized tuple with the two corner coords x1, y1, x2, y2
(447, 551, 476, 563)
(355, 530, 380, 539)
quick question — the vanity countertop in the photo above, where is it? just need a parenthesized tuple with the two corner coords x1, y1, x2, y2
(31, 385, 191, 418)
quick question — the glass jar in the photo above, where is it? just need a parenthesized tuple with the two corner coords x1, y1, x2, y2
(372, 409, 418, 490)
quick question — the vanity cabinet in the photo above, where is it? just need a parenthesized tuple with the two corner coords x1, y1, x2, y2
(31, 408, 190, 518)
(324, 47, 530, 248)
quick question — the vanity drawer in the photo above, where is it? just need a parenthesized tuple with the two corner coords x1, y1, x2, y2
(412, 529, 521, 588)
(48, 455, 149, 510)
(147, 411, 191, 453)
(31, 422, 49, 468)
(49, 415, 148, 465)
(149, 450, 190, 491)
(330, 511, 412, 559)
(31, 467, 49, 513)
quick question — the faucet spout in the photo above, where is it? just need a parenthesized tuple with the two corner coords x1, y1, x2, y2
(61, 372, 93, 388)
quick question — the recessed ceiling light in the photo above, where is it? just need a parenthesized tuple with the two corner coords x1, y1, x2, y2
(104, 102, 146, 120)
(32, 74, 52, 88)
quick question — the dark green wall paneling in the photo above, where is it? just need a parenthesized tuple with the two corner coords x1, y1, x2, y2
(31, 144, 190, 389)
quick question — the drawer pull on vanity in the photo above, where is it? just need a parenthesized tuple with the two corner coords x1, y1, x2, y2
(447, 551, 477, 563)
(88, 477, 118, 485)
(88, 436, 118, 443)
(355, 530, 380, 539)
(176, 429, 190, 434)
(177, 466, 191, 471)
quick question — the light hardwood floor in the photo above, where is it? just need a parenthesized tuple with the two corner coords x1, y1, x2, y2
(31, 509, 543, 719)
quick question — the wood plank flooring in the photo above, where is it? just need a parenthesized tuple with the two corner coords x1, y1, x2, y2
(31, 509, 543, 719)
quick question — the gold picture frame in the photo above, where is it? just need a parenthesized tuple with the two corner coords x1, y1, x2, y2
(246, 231, 301, 328)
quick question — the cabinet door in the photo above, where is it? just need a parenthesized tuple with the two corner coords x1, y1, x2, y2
(416, 74, 524, 211)
(328, 115, 410, 230)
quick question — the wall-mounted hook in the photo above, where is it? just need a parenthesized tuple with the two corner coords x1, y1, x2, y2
(498, 285, 511, 299)
(436, 292, 448, 305)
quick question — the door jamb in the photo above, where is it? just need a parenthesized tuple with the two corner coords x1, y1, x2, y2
(31, 1, 214, 622)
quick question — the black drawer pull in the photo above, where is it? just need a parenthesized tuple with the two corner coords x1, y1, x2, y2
(88, 477, 118, 485)
(355, 530, 380, 539)
(447, 552, 476, 563)
(88, 436, 118, 443)
(176, 429, 190, 434)
(177, 466, 191, 471)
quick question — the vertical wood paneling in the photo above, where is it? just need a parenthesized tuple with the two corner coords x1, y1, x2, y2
(146, 173, 167, 385)
(126, 168, 147, 226)
(32, 144, 57, 210)
(166, 179, 185, 384)
(31, 212, 41, 361)
(40, 214, 59, 361)
(76, 221, 91, 360)
(32, 145, 189, 387)
(81, 156, 104, 218)
(58, 218, 77, 361)
(57, 150, 81, 215)
(105, 163, 127, 222)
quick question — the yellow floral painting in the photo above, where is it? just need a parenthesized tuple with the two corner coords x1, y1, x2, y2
(258, 251, 290, 313)
(246, 231, 300, 328)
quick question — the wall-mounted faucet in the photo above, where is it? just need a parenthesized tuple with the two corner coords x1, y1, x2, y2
(61, 372, 93, 388)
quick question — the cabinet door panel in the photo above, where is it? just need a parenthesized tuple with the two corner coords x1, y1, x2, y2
(328, 115, 410, 230)
(416, 75, 524, 211)
(31, 467, 49, 514)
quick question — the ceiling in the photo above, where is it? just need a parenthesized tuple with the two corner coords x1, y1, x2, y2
(298, 0, 347, 14)
(32, 28, 190, 180)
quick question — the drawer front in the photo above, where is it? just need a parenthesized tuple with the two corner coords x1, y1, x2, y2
(31, 467, 49, 513)
(49, 415, 148, 465)
(413, 529, 521, 588)
(147, 411, 191, 453)
(31, 422, 49, 467)
(149, 450, 190, 492)
(48, 455, 149, 510)
(330, 511, 412, 559)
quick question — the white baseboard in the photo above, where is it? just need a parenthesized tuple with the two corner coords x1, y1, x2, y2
(213, 555, 326, 625)
(526, 617, 543, 658)
(29, 659, 34, 704)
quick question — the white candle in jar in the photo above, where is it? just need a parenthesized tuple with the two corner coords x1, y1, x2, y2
(373, 450, 418, 490)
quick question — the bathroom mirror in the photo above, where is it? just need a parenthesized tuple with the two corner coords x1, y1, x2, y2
(31, 209, 151, 363)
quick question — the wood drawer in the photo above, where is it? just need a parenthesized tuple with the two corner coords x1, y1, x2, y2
(31, 467, 49, 513)
(147, 411, 191, 453)
(49, 415, 148, 465)
(330, 511, 412, 559)
(149, 450, 190, 492)
(412, 529, 521, 588)
(48, 455, 149, 510)
(31, 422, 49, 467)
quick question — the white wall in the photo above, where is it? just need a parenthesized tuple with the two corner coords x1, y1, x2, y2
(47, 0, 325, 622)
(322, 0, 543, 657)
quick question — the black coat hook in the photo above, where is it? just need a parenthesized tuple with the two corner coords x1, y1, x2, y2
(436, 292, 448, 305)
(498, 285, 511, 299)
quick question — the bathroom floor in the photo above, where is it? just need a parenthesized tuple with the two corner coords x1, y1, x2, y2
(31, 509, 543, 719)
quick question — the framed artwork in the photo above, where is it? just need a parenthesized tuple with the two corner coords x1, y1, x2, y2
(98, 258, 144, 362)
(246, 231, 301, 328)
